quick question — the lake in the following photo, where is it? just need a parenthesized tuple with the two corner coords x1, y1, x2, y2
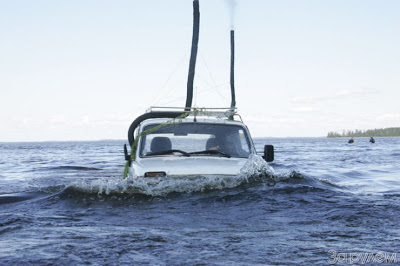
(0, 137, 399, 264)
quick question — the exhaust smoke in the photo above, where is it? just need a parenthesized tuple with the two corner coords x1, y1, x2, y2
(225, 0, 237, 30)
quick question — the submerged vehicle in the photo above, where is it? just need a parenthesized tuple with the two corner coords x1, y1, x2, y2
(124, 107, 274, 179)
(123, 0, 274, 179)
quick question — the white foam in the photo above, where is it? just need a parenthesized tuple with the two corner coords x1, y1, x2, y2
(72, 154, 276, 197)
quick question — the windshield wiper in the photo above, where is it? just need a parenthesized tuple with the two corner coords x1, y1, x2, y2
(189, 150, 231, 158)
(146, 149, 191, 157)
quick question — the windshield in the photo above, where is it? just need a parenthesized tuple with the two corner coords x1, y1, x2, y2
(139, 123, 252, 158)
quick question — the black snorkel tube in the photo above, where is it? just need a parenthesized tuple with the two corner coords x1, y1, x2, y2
(185, 0, 200, 111)
(229, 30, 236, 120)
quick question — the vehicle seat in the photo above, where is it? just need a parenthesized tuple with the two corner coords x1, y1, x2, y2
(206, 138, 218, 150)
(150, 137, 172, 153)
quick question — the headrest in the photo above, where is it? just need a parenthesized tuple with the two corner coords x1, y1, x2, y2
(150, 137, 172, 153)
(206, 138, 218, 150)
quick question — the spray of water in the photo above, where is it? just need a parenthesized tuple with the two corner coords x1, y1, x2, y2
(68, 154, 275, 197)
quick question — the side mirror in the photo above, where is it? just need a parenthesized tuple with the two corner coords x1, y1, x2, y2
(124, 144, 132, 166)
(263, 145, 274, 162)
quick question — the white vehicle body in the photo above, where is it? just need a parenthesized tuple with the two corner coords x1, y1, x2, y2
(128, 110, 260, 179)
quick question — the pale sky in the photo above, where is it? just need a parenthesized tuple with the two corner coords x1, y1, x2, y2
(1, 0, 399, 142)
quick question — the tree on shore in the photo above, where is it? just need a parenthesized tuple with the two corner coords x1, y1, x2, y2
(327, 127, 400, 138)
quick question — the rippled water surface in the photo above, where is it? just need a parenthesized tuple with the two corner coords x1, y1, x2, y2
(1, 137, 399, 264)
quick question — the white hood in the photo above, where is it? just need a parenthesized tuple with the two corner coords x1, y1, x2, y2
(133, 157, 248, 177)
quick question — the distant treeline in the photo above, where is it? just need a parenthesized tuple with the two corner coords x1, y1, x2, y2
(327, 127, 400, 138)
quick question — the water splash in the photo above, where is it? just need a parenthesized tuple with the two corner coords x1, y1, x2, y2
(20, 155, 345, 199)
(239, 153, 275, 178)
(71, 154, 276, 197)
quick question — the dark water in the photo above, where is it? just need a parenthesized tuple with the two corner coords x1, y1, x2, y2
(1, 137, 399, 265)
